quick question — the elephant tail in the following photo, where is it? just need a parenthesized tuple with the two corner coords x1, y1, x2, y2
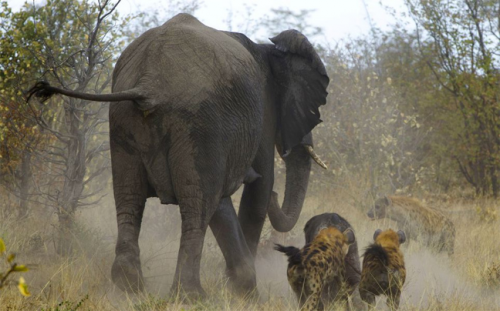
(26, 81, 147, 104)
(274, 244, 301, 265)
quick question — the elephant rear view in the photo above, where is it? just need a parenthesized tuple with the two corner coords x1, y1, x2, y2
(27, 13, 329, 298)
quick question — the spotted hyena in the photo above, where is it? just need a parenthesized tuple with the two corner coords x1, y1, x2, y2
(303, 213, 363, 308)
(275, 227, 355, 311)
(359, 229, 406, 310)
(367, 195, 455, 255)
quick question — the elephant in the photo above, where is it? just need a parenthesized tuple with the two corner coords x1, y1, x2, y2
(303, 213, 363, 308)
(27, 13, 329, 298)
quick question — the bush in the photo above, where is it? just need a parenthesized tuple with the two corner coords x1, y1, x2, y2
(0, 238, 30, 296)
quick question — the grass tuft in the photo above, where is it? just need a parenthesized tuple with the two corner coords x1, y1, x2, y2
(0, 190, 499, 310)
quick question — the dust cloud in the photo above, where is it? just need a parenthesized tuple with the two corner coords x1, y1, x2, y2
(73, 187, 500, 310)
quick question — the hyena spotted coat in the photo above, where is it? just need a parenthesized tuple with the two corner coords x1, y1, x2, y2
(275, 227, 355, 311)
(303, 213, 362, 306)
(359, 229, 406, 310)
(367, 195, 455, 255)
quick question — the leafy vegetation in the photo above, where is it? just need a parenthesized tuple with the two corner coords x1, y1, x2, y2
(406, 0, 500, 196)
(1, 0, 131, 254)
(0, 238, 30, 297)
(0, 0, 499, 309)
(302, 0, 500, 202)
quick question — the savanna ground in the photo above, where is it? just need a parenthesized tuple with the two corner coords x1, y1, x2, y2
(1, 0, 500, 310)
(1, 177, 499, 311)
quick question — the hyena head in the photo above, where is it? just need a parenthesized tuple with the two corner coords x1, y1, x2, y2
(314, 227, 356, 256)
(373, 228, 406, 247)
(367, 196, 392, 219)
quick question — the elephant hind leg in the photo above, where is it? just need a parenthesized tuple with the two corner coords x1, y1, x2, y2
(209, 197, 256, 295)
(170, 193, 219, 300)
(111, 146, 148, 292)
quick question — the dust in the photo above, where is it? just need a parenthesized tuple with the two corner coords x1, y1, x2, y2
(254, 234, 304, 300)
(71, 188, 500, 310)
(400, 247, 500, 310)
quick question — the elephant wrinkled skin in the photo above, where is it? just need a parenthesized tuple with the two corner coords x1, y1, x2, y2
(27, 13, 329, 297)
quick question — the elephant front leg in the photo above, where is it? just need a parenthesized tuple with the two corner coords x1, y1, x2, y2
(238, 150, 274, 257)
(238, 180, 273, 257)
(209, 197, 256, 295)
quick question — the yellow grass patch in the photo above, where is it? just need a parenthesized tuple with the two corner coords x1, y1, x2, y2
(0, 187, 499, 310)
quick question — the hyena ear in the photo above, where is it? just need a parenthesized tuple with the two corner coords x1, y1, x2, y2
(373, 229, 382, 241)
(397, 230, 406, 244)
(343, 228, 355, 245)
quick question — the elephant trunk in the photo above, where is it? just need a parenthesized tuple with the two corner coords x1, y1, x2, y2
(268, 143, 312, 232)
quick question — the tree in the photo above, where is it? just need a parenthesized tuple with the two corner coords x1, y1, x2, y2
(120, 0, 202, 43)
(1, 0, 207, 253)
(224, 6, 323, 43)
(313, 35, 430, 201)
(374, 28, 459, 192)
(0, 1, 60, 218)
(1, 0, 124, 253)
(406, 0, 500, 196)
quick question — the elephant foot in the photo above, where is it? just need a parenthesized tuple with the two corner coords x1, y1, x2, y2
(111, 254, 144, 293)
(226, 266, 258, 297)
(169, 282, 207, 302)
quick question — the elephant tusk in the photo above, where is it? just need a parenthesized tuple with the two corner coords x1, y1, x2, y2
(304, 145, 328, 170)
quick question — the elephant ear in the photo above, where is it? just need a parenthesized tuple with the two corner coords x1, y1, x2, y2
(270, 30, 329, 155)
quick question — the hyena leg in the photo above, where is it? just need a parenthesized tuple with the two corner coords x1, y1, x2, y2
(302, 276, 324, 311)
(387, 290, 401, 310)
(359, 289, 376, 309)
(341, 291, 352, 311)
(302, 289, 323, 311)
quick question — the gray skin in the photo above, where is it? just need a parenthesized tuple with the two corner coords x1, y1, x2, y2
(27, 14, 329, 298)
(303, 213, 362, 308)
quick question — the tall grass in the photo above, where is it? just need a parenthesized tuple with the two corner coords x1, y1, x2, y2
(0, 186, 499, 310)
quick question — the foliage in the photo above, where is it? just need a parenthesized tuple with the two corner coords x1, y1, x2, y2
(308, 35, 431, 200)
(405, 0, 500, 196)
(120, 0, 203, 43)
(306, 0, 500, 199)
(0, 0, 57, 217)
(0, 0, 127, 253)
(0, 238, 30, 297)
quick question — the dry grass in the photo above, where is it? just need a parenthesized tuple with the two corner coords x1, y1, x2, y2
(0, 185, 499, 310)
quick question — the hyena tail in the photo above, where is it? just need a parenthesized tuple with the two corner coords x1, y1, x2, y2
(274, 244, 301, 265)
